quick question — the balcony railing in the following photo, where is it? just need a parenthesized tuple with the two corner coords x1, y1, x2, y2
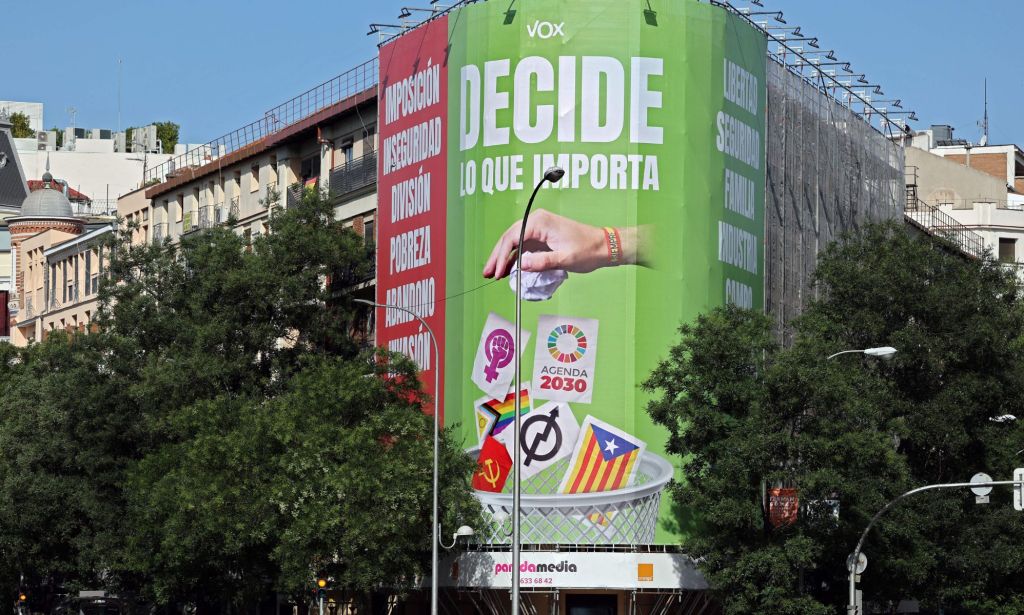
(144, 58, 378, 185)
(214, 203, 226, 224)
(265, 182, 279, 209)
(287, 183, 307, 209)
(153, 222, 168, 244)
(73, 199, 118, 216)
(24, 296, 33, 319)
(229, 196, 240, 220)
(197, 206, 213, 230)
(329, 150, 376, 200)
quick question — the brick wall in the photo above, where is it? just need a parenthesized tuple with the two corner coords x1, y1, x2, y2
(945, 152, 1009, 184)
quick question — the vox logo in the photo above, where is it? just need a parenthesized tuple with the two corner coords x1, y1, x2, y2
(527, 20, 565, 39)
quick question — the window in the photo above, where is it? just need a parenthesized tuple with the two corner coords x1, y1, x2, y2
(233, 169, 242, 194)
(300, 155, 320, 183)
(85, 250, 92, 294)
(176, 195, 184, 222)
(250, 164, 260, 192)
(363, 218, 374, 245)
(999, 237, 1017, 263)
(340, 140, 354, 165)
(243, 228, 252, 253)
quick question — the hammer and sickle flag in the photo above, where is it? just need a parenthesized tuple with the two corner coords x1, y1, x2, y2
(473, 435, 512, 493)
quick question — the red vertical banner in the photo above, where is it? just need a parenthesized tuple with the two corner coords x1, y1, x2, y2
(376, 18, 449, 422)
(768, 487, 799, 528)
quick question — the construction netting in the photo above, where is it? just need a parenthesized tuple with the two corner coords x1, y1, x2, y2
(765, 60, 905, 344)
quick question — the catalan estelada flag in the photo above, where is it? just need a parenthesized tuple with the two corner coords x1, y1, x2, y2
(475, 384, 532, 437)
(559, 416, 646, 494)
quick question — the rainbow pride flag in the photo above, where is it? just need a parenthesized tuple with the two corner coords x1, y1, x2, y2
(474, 384, 531, 438)
(559, 416, 645, 494)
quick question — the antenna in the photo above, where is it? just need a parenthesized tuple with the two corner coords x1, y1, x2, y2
(117, 57, 123, 134)
(979, 78, 989, 147)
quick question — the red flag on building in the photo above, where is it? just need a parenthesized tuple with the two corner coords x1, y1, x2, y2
(473, 436, 512, 492)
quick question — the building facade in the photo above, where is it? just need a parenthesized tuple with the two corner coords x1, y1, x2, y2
(142, 61, 378, 260)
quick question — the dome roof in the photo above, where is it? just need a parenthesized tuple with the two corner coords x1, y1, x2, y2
(21, 183, 74, 218)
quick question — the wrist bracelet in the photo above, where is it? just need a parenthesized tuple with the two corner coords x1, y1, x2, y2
(604, 227, 621, 265)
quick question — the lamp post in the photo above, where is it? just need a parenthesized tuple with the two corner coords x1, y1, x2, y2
(845, 478, 1024, 614)
(512, 166, 565, 615)
(352, 298, 442, 615)
(826, 347, 897, 361)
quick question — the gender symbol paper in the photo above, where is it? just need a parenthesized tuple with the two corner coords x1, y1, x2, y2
(531, 314, 599, 403)
(472, 312, 531, 399)
(495, 401, 579, 480)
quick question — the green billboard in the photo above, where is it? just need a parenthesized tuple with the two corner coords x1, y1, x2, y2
(378, 0, 766, 547)
(446, 0, 766, 545)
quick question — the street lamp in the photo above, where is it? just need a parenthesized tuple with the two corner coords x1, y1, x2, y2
(827, 346, 897, 361)
(512, 166, 565, 615)
(439, 525, 476, 549)
(352, 298, 443, 615)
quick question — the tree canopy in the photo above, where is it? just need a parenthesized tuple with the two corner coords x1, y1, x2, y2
(0, 189, 478, 613)
(645, 223, 1024, 614)
(9, 112, 34, 138)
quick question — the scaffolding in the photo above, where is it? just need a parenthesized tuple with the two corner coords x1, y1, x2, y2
(764, 60, 905, 344)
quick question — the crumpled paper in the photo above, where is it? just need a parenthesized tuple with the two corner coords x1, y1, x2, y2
(509, 252, 568, 301)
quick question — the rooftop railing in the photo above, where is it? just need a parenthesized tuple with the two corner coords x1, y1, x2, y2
(264, 58, 377, 132)
(144, 58, 378, 186)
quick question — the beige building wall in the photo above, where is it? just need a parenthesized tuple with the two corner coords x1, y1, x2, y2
(39, 227, 110, 340)
(13, 228, 77, 344)
(147, 100, 378, 250)
(907, 146, 1008, 208)
(117, 187, 152, 245)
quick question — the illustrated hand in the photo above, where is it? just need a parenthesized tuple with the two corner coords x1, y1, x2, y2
(482, 209, 608, 279)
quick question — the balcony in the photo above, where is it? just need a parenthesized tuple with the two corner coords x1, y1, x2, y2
(286, 182, 306, 209)
(265, 182, 279, 209)
(329, 150, 376, 201)
(153, 222, 168, 244)
(197, 206, 213, 230)
(214, 203, 226, 224)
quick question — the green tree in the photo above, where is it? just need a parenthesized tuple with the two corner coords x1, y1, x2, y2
(154, 121, 179, 154)
(645, 223, 1024, 614)
(100, 189, 477, 610)
(0, 333, 143, 612)
(9, 112, 34, 138)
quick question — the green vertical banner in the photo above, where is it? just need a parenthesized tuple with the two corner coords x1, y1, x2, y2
(443, 0, 766, 546)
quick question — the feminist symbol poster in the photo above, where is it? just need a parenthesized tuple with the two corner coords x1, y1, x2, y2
(531, 315, 599, 403)
(472, 312, 531, 398)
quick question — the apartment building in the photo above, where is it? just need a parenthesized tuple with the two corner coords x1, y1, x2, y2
(143, 61, 379, 255)
(7, 168, 113, 345)
(905, 125, 1024, 268)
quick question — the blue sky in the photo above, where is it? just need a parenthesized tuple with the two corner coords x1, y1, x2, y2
(5, 1, 1020, 147)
